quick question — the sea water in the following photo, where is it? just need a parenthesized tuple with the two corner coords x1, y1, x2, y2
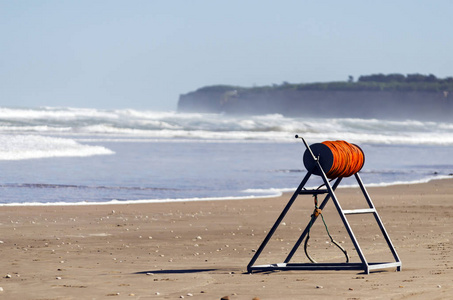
(0, 107, 452, 205)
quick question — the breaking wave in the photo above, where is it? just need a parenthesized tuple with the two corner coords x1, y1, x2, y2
(1, 106, 452, 161)
(0, 134, 114, 160)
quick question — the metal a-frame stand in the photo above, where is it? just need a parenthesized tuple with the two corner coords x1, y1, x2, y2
(247, 140, 402, 274)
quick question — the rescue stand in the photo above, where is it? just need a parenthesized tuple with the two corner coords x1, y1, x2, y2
(247, 137, 402, 274)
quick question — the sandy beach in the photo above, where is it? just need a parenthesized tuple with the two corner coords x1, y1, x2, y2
(0, 178, 452, 299)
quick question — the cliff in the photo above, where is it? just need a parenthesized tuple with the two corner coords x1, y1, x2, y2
(177, 75, 453, 121)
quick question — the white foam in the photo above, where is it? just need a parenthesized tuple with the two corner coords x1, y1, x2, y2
(0, 106, 452, 144)
(243, 175, 453, 195)
(242, 187, 294, 195)
(0, 193, 279, 206)
(0, 135, 114, 160)
(358, 175, 453, 187)
(0, 107, 119, 122)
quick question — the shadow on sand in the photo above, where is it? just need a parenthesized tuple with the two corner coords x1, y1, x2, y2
(134, 268, 218, 275)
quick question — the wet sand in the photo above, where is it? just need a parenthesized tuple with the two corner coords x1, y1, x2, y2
(0, 178, 452, 299)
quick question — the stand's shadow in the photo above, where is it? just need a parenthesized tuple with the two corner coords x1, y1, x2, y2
(134, 268, 218, 275)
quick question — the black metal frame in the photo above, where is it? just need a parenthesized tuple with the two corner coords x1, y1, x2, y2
(247, 158, 402, 274)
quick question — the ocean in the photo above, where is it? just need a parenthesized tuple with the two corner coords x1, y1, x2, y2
(0, 107, 452, 205)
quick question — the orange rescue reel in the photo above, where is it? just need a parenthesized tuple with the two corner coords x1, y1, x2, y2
(303, 140, 365, 179)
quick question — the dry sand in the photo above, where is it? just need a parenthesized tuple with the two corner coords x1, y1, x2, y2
(0, 178, 452, 299)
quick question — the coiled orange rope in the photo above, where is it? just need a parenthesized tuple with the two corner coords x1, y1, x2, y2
(321, 140, 364, 178)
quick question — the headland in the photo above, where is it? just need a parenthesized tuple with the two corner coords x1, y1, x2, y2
(178, 74, 453, 121)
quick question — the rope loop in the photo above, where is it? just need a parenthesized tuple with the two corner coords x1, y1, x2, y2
(304, 194, 349, 264)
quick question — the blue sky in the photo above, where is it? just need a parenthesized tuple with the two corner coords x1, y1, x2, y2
(1, 0, 452, 110)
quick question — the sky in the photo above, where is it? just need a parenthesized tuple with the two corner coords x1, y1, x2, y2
(1, 0, 452, 111)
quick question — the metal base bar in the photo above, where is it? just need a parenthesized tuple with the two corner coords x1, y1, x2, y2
(249, 261, 402, 273)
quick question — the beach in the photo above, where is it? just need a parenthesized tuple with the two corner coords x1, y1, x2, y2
(0, 178, 452, 299)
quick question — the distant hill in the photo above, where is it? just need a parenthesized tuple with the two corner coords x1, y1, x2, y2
(177, 74, 453, 121)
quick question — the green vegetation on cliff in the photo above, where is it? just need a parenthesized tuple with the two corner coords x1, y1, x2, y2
(194, 73, 453, 94)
